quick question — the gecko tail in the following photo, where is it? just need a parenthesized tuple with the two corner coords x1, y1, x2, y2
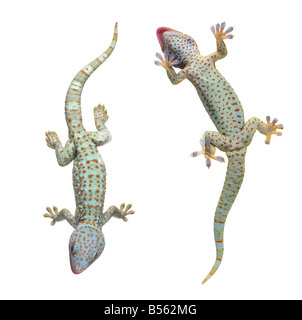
(202, 216, 225, 284)
(65, 22, 118, 135)
(202, 240, 224, 284)
(202, 148, 247, 285)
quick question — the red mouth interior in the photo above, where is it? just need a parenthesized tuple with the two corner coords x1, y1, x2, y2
(156, 27, 173, 52)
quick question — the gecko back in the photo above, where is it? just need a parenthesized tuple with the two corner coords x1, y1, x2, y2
(44, 23, 135, 274)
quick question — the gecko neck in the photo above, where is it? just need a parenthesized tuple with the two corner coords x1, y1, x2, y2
(78, 218, 102, 231)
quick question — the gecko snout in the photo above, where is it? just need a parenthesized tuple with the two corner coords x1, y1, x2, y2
(157, 27, 175, 51)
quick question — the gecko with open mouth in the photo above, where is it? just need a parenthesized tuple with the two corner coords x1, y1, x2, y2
(155, 22, 283, 284)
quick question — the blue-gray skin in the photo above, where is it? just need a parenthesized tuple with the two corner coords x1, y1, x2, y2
(44, 23, 134, 274)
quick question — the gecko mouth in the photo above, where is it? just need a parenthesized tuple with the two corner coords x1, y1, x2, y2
(70, 260, 81, 274)
(156, 27, 175, 52)
(71, 268, 80, 274)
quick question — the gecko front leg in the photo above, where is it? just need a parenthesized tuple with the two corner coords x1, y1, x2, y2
(154, 51, 187, 85)
(44, 206, 78, 229)
(102, 203, 135, 226)
(208, 22, 234, 62)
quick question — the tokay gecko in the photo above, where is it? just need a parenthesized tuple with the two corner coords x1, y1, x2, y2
(44, 23, 134, 274)
(155, 22, 283, 284)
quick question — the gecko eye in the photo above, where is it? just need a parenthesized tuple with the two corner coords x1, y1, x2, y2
(70, 242, 75, 255)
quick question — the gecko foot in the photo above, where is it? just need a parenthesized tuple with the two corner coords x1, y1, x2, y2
(191, 137, 225, 169)
(43, 206, 61, 226)
(94, 104, 109, 123)
(210, 22, 234, 40)
(119, 203, 135, 222)
(154, 51, 180, 69)
(264, 116, 284, 144)
(45, 131, 59, 149)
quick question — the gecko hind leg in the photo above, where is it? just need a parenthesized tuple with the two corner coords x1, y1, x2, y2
(264, 116, 284, 144)
(43, 206, 78, 229)
(191, 132, 227, 168)
(94, 103, 109, 127)
(240, 117, 284, 146)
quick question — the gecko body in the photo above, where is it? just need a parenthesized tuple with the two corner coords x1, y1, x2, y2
(155, 23, 283, 284)
(44, 23, 134, 274)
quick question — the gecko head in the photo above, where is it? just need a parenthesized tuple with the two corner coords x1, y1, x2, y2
(69, 223, 105, 274)
(156, 27, 200, 69)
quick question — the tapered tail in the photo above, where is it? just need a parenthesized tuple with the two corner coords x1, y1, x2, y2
(202, 147, 247, 284)
(65, 22, 118, 135)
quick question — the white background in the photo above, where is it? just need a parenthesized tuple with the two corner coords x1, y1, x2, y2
(0, 0, 301, 300)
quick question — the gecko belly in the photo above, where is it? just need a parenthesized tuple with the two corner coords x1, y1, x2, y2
(192, 79, 245, 135)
